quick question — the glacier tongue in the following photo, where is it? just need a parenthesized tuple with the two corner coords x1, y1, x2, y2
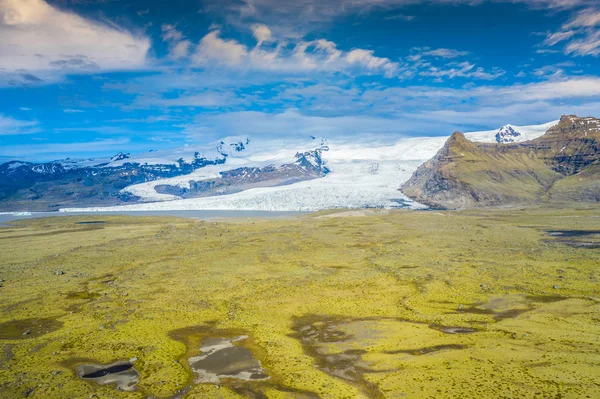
(59, 136, 448, 212)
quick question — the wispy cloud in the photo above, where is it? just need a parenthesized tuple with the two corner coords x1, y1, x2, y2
(402, 47, 503, 80)
(418, 61, 505, 80)
(202, 0, 591, 31)
(542, 7, 600, 56)
(0, 114, 40, 135)
(171, 74, 600, 141)
(0, 138, 131, 160)
(383, 14, 416, 21)
(411, 47, 470, 59)
(131, 91, 239, 109)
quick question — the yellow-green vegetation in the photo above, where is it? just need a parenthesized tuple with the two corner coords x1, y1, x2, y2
(1, 208, 599, 399)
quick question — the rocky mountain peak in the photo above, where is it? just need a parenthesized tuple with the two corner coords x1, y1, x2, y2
(449, 131, 466, 141)
(495, 125, 521, 143)
(556, 115, 600, 132)
(110, 152, 130, 162)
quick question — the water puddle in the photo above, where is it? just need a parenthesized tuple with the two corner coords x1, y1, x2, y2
(545, 230, 600, 249)
(547, 230, 600, 237)
(429, 325, 477, 334)
(386, 344, 468, 355)
(169, 325, 318, 398)
(188, 336, 269, 384)
(77, 361, 139, 391)
(0, 318, 63, 340)
(75, 221, 106, 225)
(457, 294, 566, 321)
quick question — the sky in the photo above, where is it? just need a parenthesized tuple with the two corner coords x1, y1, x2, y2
(0, 0, 599, 161)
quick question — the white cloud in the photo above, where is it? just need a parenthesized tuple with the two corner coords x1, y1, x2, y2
(565, 30, 600, 56)
(161, 24, 184, 42)
(251, 23, 273, 44)
(419, 61, 505, 80)
(193, 30, 248, 66)
(171, 40, 193, 60)
(345, 49, 398, 77)
(0, 114, 39, 135)
(0, 0, 151, 85)
(564, 8, 600, 29)
(415, 47, 470, 58)
(63, 108, 84, 113)
(402, 48, 503, 81)
(543, 30, 576, 46)
(543, 8, 600, 56)
(185, 26, 400, 77)
(161, 24, 193, 60)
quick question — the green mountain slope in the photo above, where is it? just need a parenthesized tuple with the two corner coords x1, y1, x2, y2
(402, 115, 600, 209)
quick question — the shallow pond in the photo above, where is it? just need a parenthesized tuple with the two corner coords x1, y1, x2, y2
(77, 361, 139, 391)
(188, 336, 269, 384)
(545, 229, 600, 249)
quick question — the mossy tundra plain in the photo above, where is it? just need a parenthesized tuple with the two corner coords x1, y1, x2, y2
(1, 208, 599, 399)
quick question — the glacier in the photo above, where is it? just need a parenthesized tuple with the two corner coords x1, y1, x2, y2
(59, 121, 557, 213)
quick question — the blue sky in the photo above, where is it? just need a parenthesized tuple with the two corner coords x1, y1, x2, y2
(1, 0, 599, 161)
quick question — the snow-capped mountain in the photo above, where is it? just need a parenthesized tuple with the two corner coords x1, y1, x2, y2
(466, 120, 557, 144)
(495, 125, 521, 143)
(0, 136, 335, 211)
(0, 121, 558, 212)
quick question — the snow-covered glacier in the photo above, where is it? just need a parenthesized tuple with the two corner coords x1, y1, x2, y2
(60, 121, 557, 212)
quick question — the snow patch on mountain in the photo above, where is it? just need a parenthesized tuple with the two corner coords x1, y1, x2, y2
(6, 161, 27, 170)
(466, 121, 558, 144)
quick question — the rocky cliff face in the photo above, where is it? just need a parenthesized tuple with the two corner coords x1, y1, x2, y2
(401, 115, 600, 209)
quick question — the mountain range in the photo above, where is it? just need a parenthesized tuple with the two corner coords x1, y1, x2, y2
(1, 116, 597, 212)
